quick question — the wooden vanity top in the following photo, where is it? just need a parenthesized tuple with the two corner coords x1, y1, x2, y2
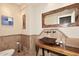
(36, 39, 79, 56)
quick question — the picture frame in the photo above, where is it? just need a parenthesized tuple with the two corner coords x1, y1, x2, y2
(1, 15, 13, 26)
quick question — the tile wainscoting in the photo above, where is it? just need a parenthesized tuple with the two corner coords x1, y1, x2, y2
(0, 34, 38, 56)
(0, 34, 30, 51)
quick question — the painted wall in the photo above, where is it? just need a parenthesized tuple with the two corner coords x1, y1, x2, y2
(20, 5, 35, 35)
(0, 4, 22, 36)
(58, 27, 79, 48)
(25, 3, 73, 35)
(0, 3, 74, 35)
(39, 27, 79, 48)
(19, 3, 79, 49)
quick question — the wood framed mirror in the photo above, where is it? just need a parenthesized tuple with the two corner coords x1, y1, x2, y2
(42, 3, 79, 28)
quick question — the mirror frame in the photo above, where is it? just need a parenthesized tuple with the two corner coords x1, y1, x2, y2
(42, 3, 79, 28)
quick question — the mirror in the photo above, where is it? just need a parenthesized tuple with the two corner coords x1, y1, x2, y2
(42, 3, 79, 28)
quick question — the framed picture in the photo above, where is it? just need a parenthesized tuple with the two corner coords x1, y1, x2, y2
(1, 16, 13, 26)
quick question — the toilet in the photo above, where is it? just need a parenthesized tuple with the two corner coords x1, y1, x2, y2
(0, 49, 15, 56)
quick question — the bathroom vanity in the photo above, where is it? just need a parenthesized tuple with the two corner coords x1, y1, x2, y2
(38, 3, 79, 56)
(35, 39, 79, 56)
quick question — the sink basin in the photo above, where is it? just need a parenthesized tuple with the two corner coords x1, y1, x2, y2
(40, 37, 57, 45)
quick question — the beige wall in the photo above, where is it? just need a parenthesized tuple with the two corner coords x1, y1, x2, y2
(25, 3, 73, 35)
(42, 3, 74, 13)
(14, 3, 79, 49)
(0, 3, 79, 50)
(0, 3, 74, 35)
(0, 4, 22, 36)
(58, 27, 79, 48)
(39, 28, 79, 48)
(20, 4, 38, 35)
(24, 3, 79, 49)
